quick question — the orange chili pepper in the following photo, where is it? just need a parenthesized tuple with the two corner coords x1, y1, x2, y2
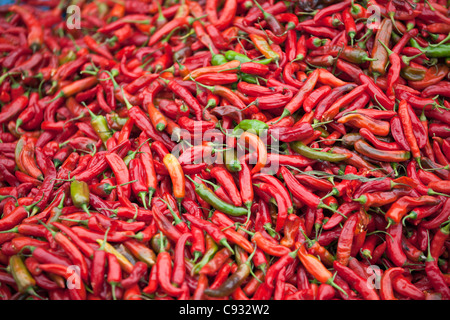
(147, 102, 168, 132)
(295, 242, 348, 296)
(337, 113, 390, 136)
(162, 153, 185, 201)
(249, 34, 280, 62)
(238, 132, 267, 174)
(183, 60, 241, 80)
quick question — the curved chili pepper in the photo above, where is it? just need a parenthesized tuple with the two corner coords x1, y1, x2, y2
(391, 274, 425, 300)
(379, 267, 405, 300)
(338, 113, 390, 137)
(385, 222, 409, 268)
(161, 153, 185, 201)
(336, 213, 359, 267)
(104, 152, 132, 208)
(358, 128, 401, 151)
(104, 252, 122, 300)
(36, 222, 89, 285)
(385, 196, 441, 227)
(9, 5, 44, 51)
(354, 140, 411, 162)
(425, 247, 450, 300)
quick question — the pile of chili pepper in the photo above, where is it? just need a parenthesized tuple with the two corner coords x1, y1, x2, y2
(0, 0, 449, 301)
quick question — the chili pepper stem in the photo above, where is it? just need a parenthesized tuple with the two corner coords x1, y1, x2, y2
(148, 188, 155, 208)
(220, 239, 235, 255)
(0, 195, 17, 205)
(193, 251, 202, 263)
(139, 192, 148, 209)
(243, 203, 252, 227)
(318, 202, 345, 218)
(430, 33, 450, 47)
(28, 193, 45, 216)
(327, 272, 348, 297)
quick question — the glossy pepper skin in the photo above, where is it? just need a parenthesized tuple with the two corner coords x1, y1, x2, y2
(369, 18, 392, 79)
(186, 175, 248, 217)
(70, 180, 91, 215)
(3, 0, 450, 303)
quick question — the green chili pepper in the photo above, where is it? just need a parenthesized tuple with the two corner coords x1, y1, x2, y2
(290, 141, 351, 162)
(212, 54, 228, 66)
(400, 66, 426, 81)
(211, 52, 228, 66)
(70, 180, 91, 215)
(225, 50, 252, 63)
(85, 106, 113, 145)
(224, 50, 272, 64)
(192, 235, 219, 274)
(315, 126, 330, 138)
(59, 50, 77, 65)
(240, 73, 258, 84)
(207, 43, 228, 66)
(255, 58, 273, 64)
(410, 38, 450, 58)
(186, 175, 248, 216)
(9, 255, 42, 299)
(223, 149, 242, 173)
(232, 119, 269, 136)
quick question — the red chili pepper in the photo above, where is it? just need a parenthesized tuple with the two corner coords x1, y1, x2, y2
(106, 253, 122, 300)
(391, 274, 425, 300)
(342, 8, 356, 45)
(156, 247, 185, 297)
(9, 5, 44, 51)
(398, 100, 421, 162)
(335, 213, 359, 267)
(210, 166, 242, 207)
(38, 264, 86, 300)
(379, 267, 404, 300)
(333, 260, 379, 300)
(105, 152, 132, 208)
(277, 68, 319, 122)
(385, 222, 409, 268)
(425, 247, 450, 300)
(51, 222, 95, 259)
